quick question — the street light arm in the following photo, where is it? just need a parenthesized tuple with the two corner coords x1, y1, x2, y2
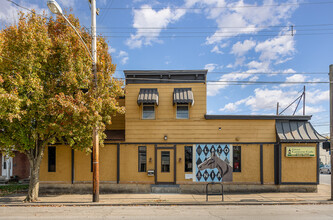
(61, 14, 94, 62)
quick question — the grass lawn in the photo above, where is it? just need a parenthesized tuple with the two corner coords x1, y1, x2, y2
(0, 184, 29, 196)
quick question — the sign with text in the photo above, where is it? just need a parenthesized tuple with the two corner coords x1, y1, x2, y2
(285, 146, 316, 157)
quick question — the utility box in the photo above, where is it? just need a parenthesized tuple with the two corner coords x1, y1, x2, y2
(147, 170, 154, 176)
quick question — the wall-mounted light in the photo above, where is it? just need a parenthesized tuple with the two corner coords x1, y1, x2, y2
(164, 135, 168, 140)
(218, 127, 222, 131)
(149, 158, 152, 163)
(178, 158, 182, 162)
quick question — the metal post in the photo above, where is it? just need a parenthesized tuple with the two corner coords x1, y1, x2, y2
(303, 86, 305, 115)
(276, 102, 279, 115)
(329, 64, 333, 200)
(91, 0, 99, 203)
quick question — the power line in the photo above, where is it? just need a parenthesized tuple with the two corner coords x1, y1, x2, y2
(99, 1, 333, 10)
(114, 77, 329, 84)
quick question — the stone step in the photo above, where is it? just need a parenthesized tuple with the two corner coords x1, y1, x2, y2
(151, 184, 180, 193)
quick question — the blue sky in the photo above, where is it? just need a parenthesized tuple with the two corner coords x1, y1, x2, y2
(1, 0, 333, 136)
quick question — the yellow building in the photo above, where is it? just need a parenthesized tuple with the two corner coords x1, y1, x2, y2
(40, 70, 326, 193)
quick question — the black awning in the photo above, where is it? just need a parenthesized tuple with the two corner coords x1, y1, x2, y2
(137, 88, 159, 105)
(173, 88, 194, 106)
(276, 120, 326, 143)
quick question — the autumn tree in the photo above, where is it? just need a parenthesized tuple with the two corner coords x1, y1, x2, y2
(0, 11, 124, 202)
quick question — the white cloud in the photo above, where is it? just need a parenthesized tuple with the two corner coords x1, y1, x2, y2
(231, 39, 256, 56)
(281, 74, 307, 87)
(297, 105, 325, 115)
(183, 0, 299, 45)
(211, 45, 223, 54)
(204, 63, 218, 72)
(219, 99, 248, 112)
(58, 0, 75, 8)
(0, 1, 45, 25)
(117, 50, 129, 65)
(306, 90, 329, 104)
(108, 46, 116, 55)
(126, 5, 186, 48)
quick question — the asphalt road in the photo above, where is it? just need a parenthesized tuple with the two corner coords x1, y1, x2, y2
(320, 174, 331, 185)
(0, 205, 333, 219)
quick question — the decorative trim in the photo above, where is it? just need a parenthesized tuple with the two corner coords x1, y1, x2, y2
(317, 143, 320, 185)
(279, 143, 282, 185)
(279, 182, 318, 185)
(274, 144, 279, 185)
(119, 142, 277, 145)
(155, 145, 177, 185)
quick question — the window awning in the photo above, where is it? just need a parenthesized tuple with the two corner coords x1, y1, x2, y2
(137, 88, 159, 105)
(276, 120, 326, 143)
(173, 88, 194, 106)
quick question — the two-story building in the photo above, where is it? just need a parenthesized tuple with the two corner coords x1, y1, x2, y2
(39, 70, 326, 193)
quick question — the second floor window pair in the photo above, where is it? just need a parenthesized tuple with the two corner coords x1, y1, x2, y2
(138, 88, 194, 120)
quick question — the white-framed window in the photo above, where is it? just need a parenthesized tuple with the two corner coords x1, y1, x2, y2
(142, 105, 155, 119)
(176, 104, 189, 119)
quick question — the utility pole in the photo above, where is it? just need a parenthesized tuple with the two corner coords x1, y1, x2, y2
(303, 86, 305, 115)
(276, 102, 279, 115)
(91, 0, 99, 203)
(328, 64, 333, 200)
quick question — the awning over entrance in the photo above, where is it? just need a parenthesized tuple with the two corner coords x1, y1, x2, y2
(276, 120, 326, 143)
(173, 88, 194, 106)
(137, 88, 159, 105)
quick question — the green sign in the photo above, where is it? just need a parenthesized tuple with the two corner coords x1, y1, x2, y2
(286, 147, 316, 157)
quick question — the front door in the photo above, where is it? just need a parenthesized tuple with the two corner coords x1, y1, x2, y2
(156, 147, 175, 184)
(1, 155, 13, 179)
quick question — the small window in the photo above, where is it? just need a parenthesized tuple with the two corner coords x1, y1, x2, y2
(48, 146, 56, 172)
(177, 105, 189, 119)
(184, 146, 193, 172)
(161, 151, 170, 172)
(138, 146, 147, 172)
(142, 105, 155, 119)
(233, 146, 241, 172)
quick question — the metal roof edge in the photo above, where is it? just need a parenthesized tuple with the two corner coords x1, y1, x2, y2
(124, 70, 208, 75)
(205, 115, 312, 120)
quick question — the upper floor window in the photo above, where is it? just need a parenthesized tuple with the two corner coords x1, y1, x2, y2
(142, 105, 155, 119)
(177, 105, 189, 119)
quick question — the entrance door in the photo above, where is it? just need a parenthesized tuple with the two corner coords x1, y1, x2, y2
(156, 147, 175, 184)
(1, 155, 13, 179)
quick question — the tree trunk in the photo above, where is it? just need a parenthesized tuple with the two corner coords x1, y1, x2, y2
(24, 142, 45, 202)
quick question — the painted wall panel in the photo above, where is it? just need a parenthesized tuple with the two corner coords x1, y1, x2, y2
(263, 144, 275, 184)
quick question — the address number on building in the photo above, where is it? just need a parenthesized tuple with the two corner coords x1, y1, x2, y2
(285, 146, 315, 157)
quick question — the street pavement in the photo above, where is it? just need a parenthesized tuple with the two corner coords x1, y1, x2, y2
(0, 205, 333, 219)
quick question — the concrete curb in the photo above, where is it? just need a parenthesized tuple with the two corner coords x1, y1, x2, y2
(1, 201, 333, 207)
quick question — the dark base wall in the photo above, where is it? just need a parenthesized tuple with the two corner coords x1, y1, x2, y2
(39, 183, 317, 194)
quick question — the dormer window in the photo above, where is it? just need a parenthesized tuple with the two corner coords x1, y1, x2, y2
(174, 88, 194, 119)
(137, 88, 158, 120)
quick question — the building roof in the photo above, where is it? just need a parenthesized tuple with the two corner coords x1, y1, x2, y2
(173, 88, 194, 106)
(205, 115, 312, 120)
(124, 70, 207, 84)
(276, 120, 326, 143)
(137, 88, 159, 105)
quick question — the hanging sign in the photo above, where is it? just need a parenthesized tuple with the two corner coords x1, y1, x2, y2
(285, 146, 316, 157)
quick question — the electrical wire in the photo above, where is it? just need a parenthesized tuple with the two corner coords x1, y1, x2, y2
(99, 1, 333, 10)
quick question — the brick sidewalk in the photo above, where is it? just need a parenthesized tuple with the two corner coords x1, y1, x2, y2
(0, 184, 332, 206)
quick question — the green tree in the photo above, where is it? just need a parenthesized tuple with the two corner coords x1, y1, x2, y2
(0, 11, 124, 202)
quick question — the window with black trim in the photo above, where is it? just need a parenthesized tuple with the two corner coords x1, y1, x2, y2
(233, 146, 241, 172)
(138, 146, 147, 172)
(142, 105, 155, 119)
(176, 105, 189, 119)
(161, 151, 170, 172)
(48, 146, 56, 172)
(184, 146, 192, 172)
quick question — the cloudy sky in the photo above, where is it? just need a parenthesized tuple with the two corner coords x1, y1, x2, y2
(1, 0, 333, 136)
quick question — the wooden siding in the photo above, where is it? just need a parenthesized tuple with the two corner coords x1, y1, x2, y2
(125, 83, 276, 143)
(281, 143, 317, 183)
(106, 98, 125, 130)
(263, 144, 275, 184)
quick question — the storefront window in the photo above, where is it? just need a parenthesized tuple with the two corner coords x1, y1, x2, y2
(161, 151, 170, 172)
(233, 146, 241, 172)
(138, 146, 147, 172)
(184, 146, 192, 172)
